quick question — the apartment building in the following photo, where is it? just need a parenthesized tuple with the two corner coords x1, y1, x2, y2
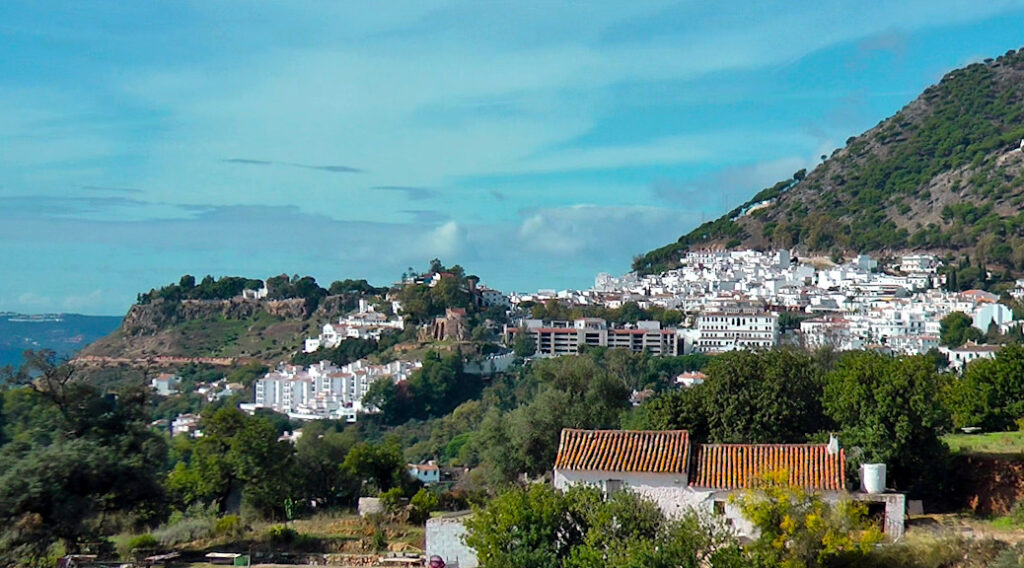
(505, 317, 680, 357)
(695, 312, 778, 353)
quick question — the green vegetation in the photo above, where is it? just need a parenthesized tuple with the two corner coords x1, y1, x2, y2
(634, 49, 1024, 277)
(465, 484, 743, 568)
(943, 430, 1024, 455)
(945, 345, 1024, 431)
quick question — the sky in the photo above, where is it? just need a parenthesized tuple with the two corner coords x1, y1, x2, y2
(4, 2, 1024, 315)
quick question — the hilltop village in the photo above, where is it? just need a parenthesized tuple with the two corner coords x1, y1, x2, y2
(233, 249, 1022, 426)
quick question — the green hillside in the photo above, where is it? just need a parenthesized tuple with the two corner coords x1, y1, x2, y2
(635, 47, 1024, 275)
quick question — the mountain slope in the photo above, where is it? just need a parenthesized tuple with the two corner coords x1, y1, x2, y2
(635, 47, 1024, 274)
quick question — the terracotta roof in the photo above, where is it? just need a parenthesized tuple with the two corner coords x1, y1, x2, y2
(554, 429, 690, 473)
(692, 444, 845, 490)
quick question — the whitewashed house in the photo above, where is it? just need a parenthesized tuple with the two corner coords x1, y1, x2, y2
(940, 343, 1002, 372)
(151, 373, 181, 396)
(553, 429, 904, 541)
(409, 462, 441, 485)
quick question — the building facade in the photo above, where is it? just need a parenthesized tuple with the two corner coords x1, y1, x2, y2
(504, 318, 680, 357)
(695, 312, 779, 353)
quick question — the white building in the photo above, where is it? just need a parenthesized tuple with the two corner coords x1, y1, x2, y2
(171, 413, 201, 437)
(151, 373, 180, 396)
(552, 429, 904, 541)
(304, 305, 405, 352)
(973, 303, 1015, 333)
(408, 462, 441, 485)
(250, 358, 422, 421)
(940, 343, 1002, 372)
(695, 312, 779, 353)
(900, 254, 940, 274)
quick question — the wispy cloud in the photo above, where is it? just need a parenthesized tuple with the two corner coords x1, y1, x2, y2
(222, 158, 273, 166)
(221, 158, 363, 173)
(372, 186, 437, 200)
(80, 184, 144, 194)
(291, 163, 363, 173)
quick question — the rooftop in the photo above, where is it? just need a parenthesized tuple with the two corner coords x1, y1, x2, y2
(554, 429, 690, 474)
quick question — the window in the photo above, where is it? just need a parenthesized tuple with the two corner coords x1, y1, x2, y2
(713, 500, 726, 516)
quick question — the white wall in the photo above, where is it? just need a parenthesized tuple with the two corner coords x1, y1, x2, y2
(554, 469, 763, 538)
(426, 516, 478, 568)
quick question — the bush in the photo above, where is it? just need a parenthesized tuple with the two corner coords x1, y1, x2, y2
(152, 515, 215, 546)
(266, 525, 320, 551)
(379, 487, 406, 513)
(409, 488, 440, 524)
(267, 525, 298, 545)
(214, 514, 245, 538)
(126, 534, 159, 552)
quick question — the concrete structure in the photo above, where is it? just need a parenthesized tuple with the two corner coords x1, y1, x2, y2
(695, 312, 779, 353)
(505, 318, 680, 357)
(426, 513, 478, 568)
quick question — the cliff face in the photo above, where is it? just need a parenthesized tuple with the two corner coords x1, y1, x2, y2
(79, 293, 365, 363)
(120, 298, 309, 335)
(120, 294, 363, 336)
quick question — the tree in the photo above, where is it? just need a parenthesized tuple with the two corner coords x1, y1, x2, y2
(409, 488, 440, 524)
(701, 349, 828, 443)
(823, 352, 951, 497)
(0, 352, 168, 561)
(946, 344, 1024, 430)
(293, 422, 360, 508)
(733, 471, 882, 568)
(512, 330, 537, 358)
(342, 441, 414, 496)
(940, 311, 982, 347)
(464, 485, 742, 568)
(166, 407, 296, 517)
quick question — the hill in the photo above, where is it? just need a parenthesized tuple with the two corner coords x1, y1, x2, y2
(0, 312, 122, 368)
(75, 274, 385, 366)
(635, 47, 1024, 275)
(74, 264, 505, 370)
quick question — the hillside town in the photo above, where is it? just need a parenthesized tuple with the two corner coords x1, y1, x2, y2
(508, 249, 1022, 363)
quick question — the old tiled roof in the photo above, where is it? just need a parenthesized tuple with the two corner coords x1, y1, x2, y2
(554, 429, 690, 473)
(692, 444, 845, 490)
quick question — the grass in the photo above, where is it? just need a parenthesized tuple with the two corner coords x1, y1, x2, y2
(943, 431, 1024, 455)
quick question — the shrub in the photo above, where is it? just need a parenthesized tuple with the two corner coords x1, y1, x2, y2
(379, 487, 405, 513)
(152, 515, 215, 546)
(215, 514, 245, 538)
(126, 534, 159, 551)
(267, 525, 298, 545)
(266, 525, 320, 551)
(409, 488, 440, 524)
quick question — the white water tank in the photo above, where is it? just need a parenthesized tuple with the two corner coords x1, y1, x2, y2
(861, 463, 887, 494)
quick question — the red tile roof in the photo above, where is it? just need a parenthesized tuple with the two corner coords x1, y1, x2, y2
(692, 444, 845, 490)
(554, 429, 690, 473)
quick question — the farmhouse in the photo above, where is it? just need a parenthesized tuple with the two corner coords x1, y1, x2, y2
(552, 429, 905, 540)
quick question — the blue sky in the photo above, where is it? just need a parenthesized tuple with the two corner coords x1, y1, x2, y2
(4, 1, 1024, 315)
